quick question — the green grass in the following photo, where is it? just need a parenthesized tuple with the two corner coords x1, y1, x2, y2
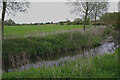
(4, 25, 90, 39)
(3, 27, 104, 61)
(3, 27, 108, 70)
(2, 25, 118, 78)
(2, 47, 119, 78)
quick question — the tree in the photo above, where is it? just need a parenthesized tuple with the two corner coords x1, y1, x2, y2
(88, 2, 108, 27)
(1, 0, 29, 40)
(100, 12, 118, 25)
(74, 18, 83, 25)
(100, 12, 120, 30)
(4, 19, 15, 26)
(67, 0, 95, 31)
(66, 20, 71, 25)
(51, 22, 53, 24)
(59, 21, 64, 25)
(46, 22, 50, 24)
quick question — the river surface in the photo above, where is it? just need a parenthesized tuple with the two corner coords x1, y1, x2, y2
(6, 37, 119, 72)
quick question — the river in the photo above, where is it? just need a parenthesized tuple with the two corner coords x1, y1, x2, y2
(6, 36, 119, 72)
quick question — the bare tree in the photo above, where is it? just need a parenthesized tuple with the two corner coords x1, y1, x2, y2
(1, 0, 29, 40)
(67, 0, 95, 31)
(88, 2, 108, 27)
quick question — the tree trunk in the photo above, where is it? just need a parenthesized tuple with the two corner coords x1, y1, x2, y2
(1, 2, 7, 40)
(94, 14, 97, 27)
(83, 2, 88, 31)
(83, 14, 87, 31)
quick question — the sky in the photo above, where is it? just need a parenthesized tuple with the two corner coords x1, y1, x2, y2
(2, 2, 119, 24)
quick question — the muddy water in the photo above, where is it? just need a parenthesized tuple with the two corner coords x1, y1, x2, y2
(6, 38, 119, 72)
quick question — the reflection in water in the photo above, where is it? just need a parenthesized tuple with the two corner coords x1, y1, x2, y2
(7, 41, 119, 72)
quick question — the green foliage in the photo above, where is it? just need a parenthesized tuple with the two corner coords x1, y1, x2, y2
(59, 19, 84, 25)
(66, 20, 71, 25)
(92, 37, 101, 47)
(100, 12, 120, 28)
(59, 21, 64, 25)
(113, 23, 120, 30)
(102, 28, 112, 38)
(3, 28, 105, 64)
(45, 22, 51, 24)
(73, 18, 83, 25)
(4, 19, 16, 26)
(3, 48, 119, 78)
(113, 13, 120, 30)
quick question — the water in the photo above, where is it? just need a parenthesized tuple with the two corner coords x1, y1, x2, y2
(6, 39, 119, 72)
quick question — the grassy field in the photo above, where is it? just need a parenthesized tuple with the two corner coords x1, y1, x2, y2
(4, 25, 93, 39)
(2, 47, 119, 78)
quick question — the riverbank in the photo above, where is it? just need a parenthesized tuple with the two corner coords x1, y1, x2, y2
(3, 27, 110, 71)
(2, 47, 119, 78)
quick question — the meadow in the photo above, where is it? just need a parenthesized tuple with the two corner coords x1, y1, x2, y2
(2, 24, 118, 78)
(4, 25, 91, 39)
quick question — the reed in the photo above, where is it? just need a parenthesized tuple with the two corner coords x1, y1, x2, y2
(2, 47, 119, 78)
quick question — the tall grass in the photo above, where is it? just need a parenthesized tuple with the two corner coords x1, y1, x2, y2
(3, 27, 107, 69)
(2, 47, 119, 78)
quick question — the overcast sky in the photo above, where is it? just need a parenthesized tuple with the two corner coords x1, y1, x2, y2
(3, 2, 119, 24)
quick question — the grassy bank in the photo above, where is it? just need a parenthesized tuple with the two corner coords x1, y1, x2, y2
(3, 27, 108, 69)
(4, 25, 92, 39)
(2, 47, 119, 78)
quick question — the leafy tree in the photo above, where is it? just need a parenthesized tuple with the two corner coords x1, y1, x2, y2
(1, 0, 29, 40)
(46, 22, 51, 24)
(100, 12, 120, 30)
(4, 19, 15, 26)
(74, 18, 83, 25)
(66, 20, 71, 25)
(100, 12, 118, 25)
(59, 21, 64, 25)
(51, 22, 53, 24)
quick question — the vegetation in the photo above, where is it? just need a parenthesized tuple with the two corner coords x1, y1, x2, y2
(2, 47, 119, 78)
(72, 18, 83, 25)
(3, 27, 108, 70)
(1, 1, 30, 40)
(4, 19, 16, 26)
(89, 2, 108, 27)
(100, 12, 120, 30)
(1, 1, 118, 79)
(67, 1, 96, 30)
(4, 25, 93, 39)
